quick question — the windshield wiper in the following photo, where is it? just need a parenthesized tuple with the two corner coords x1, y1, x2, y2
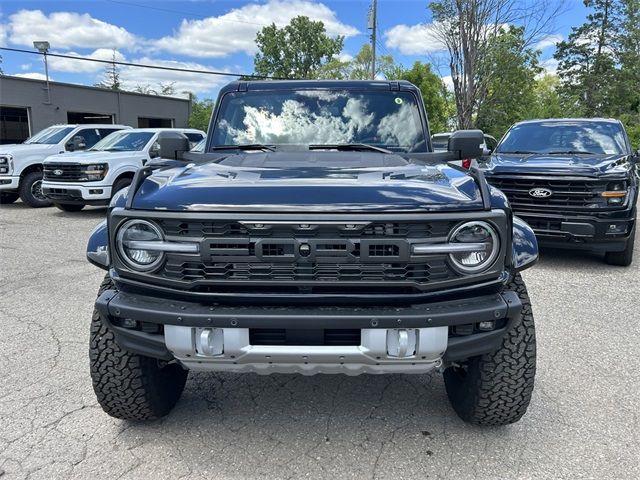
(309, 143, 394, 154)
(546, 150, 596, 155)
(497, 150, 537, 154)
(211, 144, 276, 152)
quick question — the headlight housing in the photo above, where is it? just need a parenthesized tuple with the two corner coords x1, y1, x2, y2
(448, 221, 500, 273)
(116, 219, 165, 271)
(80, 163, 108, 181)
(0, 155, 12, 174)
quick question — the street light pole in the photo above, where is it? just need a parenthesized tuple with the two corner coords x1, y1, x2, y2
(33, 41, 51, 104)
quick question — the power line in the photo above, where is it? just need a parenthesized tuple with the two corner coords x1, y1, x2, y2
(0, 46, 285, 80)
(104, 0, 367, 37)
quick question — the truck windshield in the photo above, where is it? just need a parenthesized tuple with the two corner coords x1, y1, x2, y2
(24, 126, 75, 145)
(91, 131, 155, 152)
(211, 89, 427, 152)
(496, 121, 627, 155)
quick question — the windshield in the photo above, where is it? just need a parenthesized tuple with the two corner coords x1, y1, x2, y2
(497, 121, 627, 155)
(90, 131, 155, 152)
(24, 126, 75, 145)
(211, 89, 427, 152)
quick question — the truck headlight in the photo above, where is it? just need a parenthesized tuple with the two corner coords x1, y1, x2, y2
(448, 221, 500, 273)
(80, 163, 108, 181)
(116, 219, 165, 271)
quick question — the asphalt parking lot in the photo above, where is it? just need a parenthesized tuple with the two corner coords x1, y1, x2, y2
(0, 202, 639, 480)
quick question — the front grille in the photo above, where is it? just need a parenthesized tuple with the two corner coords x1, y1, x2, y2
(487, 176, 616, 211)
(249, 328, 361, 346)
(152, 219, 463, 291)
(43, 163, 87, 182)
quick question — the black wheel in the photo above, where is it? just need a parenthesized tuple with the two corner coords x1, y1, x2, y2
(19, 170, 52, 207)
(55, 203, 85, 212)
(443, 273, 536, 426)
(112, 177, 132, 197)
(0, 192, 19, 204)
(90, 275, 188, 420)
(605, 225, 635, 266)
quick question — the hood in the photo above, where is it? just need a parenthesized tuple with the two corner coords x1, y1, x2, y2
(44, 150, 138, 164)
(485, 152, 632, 177)
(130, 151, 484, 213)
(0, 143, 62, 157)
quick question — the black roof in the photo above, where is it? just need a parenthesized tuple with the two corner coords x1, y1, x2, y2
(218, 79, 420, 95)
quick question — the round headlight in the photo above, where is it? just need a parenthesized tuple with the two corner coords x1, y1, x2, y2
(448, 221, 500, 273)
(116, 219, 164, 271)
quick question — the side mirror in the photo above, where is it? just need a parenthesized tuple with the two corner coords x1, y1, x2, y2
(149, 141, 161, 159)
(448, 130, 484, 160)
(66, 136, 86, 151)
(158, 134, 191, 160)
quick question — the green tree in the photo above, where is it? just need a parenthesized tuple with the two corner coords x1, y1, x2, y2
(390, 61, 451, 133)
(617, 0, 640, 146)
(95, 50, 121, 90)
(476, 27, 541, 138)
(530, 74, 563, 119)
(189, 97, 214, 132)
(254, 16, 344, 79)
(554, 0, 623, 116)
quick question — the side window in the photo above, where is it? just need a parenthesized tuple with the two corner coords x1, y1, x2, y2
(185, 133, 204, 143)
(75, 128, 101, 148)
(98, 128, 121, 140)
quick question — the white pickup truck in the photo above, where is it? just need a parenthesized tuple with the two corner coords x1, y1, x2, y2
(41, 128, 205, 211)
(0, 124, 131, 207)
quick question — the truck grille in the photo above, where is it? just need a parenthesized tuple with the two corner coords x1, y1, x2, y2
(153, 219, 461, 292)
(487, 176, 614, 210)
(43, 163, 87, 182)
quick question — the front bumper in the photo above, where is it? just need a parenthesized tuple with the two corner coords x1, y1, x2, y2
(0, 176, 19, 191)
(517, 210, 635, 252)
(42, 181, 112, 205)
(95, 287, 523, 375)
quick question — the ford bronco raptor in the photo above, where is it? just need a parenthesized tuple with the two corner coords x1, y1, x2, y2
(87, 80, 539, 426)
(484, 119, 638, 266)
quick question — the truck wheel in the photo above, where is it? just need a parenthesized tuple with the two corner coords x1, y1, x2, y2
(443, 273, 536, 426)
(605, 225, 635, 266)
(90, 275, 188, 420)
(0, 192, 19, 204)
(19, 171, 52, 208)
(112, 177, 132, 196)
(55, 203, 85, 212)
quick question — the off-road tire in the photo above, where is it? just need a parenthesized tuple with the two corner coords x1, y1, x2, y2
(443, 273, 536, 426)
(112, 177, 132, 197)
(0, 192, 19, 204)
(55, 203, 85, 212)
(90, 275, 188, 420)
(19, 170, 52, 208)
(605, 224, 635, 267)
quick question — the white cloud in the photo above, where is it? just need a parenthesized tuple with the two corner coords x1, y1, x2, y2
(535, 34, 563, 50)
(154, 0, 359, 58)
(49, 49, 125, 73)
(13, 72, 51, 81)
(0, 23, 6, 46)
(20, 63, 32, 71)
(8, 10, 137, 49)
(119, 57, 232, 96)
(384, 23, 446, 55)
(441, 75, 454, 91)
(540, 58, 559, 75)
(337, 52, 354, 62)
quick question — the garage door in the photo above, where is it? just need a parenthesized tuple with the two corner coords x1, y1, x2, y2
(0, 106, 30, 144)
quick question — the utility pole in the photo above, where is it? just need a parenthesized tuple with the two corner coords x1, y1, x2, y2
(368, 0, 377, 80)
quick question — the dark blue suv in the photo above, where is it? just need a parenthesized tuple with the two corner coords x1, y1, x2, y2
(86, 80, 539, 426)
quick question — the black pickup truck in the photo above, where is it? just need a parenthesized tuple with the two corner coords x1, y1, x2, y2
(484, 119, 638, 266)
(86, 80, 539, 426)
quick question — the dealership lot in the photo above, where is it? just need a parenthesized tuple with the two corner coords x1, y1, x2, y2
(0, 202, 638, 480)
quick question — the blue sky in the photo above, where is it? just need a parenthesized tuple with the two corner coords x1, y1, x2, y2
(0, 0, 589, 99)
